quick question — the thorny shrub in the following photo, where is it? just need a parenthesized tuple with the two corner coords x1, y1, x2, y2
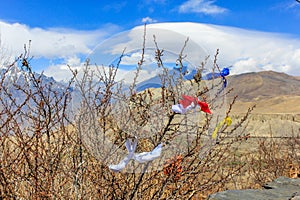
(0, 29, 299, 199)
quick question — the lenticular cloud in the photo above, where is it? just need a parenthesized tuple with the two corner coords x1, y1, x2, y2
(142, 22, 300, 76)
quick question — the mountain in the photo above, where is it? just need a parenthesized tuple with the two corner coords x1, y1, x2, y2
(135, 68, 198, 92)
(2, 64, 299, 115)
(133, 67, 300, 114)
(222, 71, 300, 137)
(1, 66, 299, 136)
(134, 69, 300, 136)
(227, 71, 300, 101)
(226, 70, 300, 114)
(0, 65, 74, 112)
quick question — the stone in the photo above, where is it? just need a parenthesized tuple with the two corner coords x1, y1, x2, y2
(208, 177, 300, 200)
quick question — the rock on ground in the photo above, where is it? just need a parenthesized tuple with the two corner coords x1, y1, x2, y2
(208, 177, 300, 200)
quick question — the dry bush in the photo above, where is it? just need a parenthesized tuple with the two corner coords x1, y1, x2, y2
(0, 30, 298, 199)
(246, 134, 300, 187)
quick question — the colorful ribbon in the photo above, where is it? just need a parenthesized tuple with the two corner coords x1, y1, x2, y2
(109, 138, 163, 172)
(172, 95, 212, 114)
(212, 117, 232, 139)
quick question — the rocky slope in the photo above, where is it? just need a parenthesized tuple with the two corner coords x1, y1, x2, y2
(225, 71, 300, 137)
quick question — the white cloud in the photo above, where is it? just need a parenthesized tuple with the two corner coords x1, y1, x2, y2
(142, 17, 158, 24)
(121, 51, 156, 65)
(272, 1, 300, 11)
(119, 22, 300, 76)
(0, 20, 120, 81)
(178, 0, 228, 15)
(0, 37, 13, 67)
(0, 21, 119, 59)
(42, 56, 85, 82)
(43, 55, 132, 82)
(231, 58, 261, 74)
(107, 25, 209, 68)
(2, 20, 300, 82)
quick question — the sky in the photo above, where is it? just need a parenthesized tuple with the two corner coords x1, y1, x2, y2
(0, 0, 300, 81)
(1, 0, 300, 33)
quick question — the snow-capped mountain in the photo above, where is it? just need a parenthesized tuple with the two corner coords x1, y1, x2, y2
(0, 65, 75, 112)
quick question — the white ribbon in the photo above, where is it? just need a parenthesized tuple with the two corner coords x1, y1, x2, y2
(108, 138, 163, 172)
(171, 102, 196, 114)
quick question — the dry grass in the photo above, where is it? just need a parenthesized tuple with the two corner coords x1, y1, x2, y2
(0, 34, 299, 199)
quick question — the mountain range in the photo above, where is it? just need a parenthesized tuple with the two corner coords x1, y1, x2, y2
(0, 65, 73, 112)
(1, 67, 299, 136)
(2, 65, 299, 115)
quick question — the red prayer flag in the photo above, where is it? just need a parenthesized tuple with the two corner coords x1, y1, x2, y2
(179, 95, 197, 108)
(197, 101, 212, 114)
(177, 95, 212, 114)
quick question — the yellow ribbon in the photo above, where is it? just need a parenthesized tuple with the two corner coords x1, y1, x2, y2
(212, 117, 232, 139)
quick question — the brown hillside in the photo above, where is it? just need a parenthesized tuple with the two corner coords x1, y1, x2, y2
(227, 70, 300, 102)
(224, 71, 300, 137)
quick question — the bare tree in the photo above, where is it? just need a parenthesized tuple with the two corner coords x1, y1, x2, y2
(1, 27, 297, 199)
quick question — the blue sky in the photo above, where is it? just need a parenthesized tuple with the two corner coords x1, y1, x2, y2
(1, 0, 299, 34)
(0, 0, 300, 80)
